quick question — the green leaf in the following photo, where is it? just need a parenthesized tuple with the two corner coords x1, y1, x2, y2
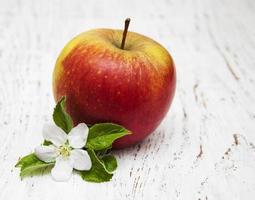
(101, 155, 117, 172)
(80, 150, 113, 183)
(53, 96, 73, 133)
(43, 140, 52, 146)
(96, 147, 111, 156)
(86, 123, 131, 151)
(15, 154, 54, 178)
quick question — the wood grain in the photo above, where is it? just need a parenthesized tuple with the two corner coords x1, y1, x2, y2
(0, 0, 255, 199)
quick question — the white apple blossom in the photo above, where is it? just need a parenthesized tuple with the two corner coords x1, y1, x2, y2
(35, 123, 92, 182)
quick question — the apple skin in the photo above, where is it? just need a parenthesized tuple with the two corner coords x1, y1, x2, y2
(53, 29, 176, 149)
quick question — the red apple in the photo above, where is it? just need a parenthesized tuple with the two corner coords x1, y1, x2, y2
(53, 19, 176, 148)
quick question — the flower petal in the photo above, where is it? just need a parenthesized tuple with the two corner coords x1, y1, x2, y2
(70, 149, 92, 171)
(43, 123, 67, 147)
(51, 156, 73, 182)
(68, 123, 89, 148)
(35, 145, 58, 163)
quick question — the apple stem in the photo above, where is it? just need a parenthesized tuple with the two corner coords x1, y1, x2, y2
(121, 18, 131, 50)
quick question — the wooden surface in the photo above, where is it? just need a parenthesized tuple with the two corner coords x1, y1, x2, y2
(0, 0, 255, 199)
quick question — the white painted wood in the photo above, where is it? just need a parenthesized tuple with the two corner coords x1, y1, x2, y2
(0, 0, 255, 199)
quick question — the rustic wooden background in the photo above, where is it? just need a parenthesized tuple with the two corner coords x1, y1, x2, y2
(0, 0, 255, 199)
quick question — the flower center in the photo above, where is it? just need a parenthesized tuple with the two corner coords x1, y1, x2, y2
(59, 144, 71, 157)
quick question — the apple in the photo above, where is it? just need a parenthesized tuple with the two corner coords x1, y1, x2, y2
(53, 19, 176, 148)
